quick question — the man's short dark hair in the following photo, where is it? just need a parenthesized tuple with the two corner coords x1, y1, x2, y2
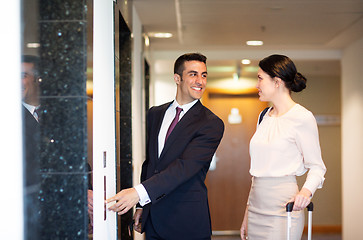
(22, 55, 40, 79)
(174, 53, 207, 76)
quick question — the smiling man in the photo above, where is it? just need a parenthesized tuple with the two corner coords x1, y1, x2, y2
(107, 53, 224, 240)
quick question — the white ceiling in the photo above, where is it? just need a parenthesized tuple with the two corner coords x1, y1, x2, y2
(134, 0, 363, 50)
(22, 0, 363, 79)
(134, 0, 363, 78)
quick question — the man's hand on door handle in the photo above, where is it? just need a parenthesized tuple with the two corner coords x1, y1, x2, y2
(106, 188, 140, 215)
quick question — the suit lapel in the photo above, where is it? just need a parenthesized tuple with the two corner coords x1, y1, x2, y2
(23, 106, 39, 126)
(159, 101, 203, 160)
(150, 102, 171, 161)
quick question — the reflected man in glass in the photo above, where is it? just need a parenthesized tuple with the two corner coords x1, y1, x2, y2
(22, 55, 41, 239)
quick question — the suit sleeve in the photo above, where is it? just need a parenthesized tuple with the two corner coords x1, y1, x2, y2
(142, 114, 224, 204)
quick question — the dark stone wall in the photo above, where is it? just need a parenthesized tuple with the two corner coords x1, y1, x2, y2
(36, 0, 88, 239)
(115, 8, 133, 239)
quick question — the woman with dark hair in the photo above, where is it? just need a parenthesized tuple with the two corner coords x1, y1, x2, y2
(240, 54, 326, 240)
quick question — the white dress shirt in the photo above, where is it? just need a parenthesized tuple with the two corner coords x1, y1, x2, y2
(23, 102, 40, 122)
(249, 104, 326, 195)
(135, 99, 198, 206)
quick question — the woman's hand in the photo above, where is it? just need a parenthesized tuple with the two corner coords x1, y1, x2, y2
(240, 206, 249, 240)
(291, 188, 312, 211)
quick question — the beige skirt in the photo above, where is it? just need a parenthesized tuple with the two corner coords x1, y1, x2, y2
(247, 176, 304, 240)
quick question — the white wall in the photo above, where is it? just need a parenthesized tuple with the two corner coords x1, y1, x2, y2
(342, 37, 363, 239)
(150, 58, 177, 106)
(153, 78, 177, 105)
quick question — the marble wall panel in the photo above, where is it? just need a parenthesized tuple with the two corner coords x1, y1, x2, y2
(120, 117, 132, 159)
(34, 0, 89, 239)
(39, 97, 87, 173)
(39, 21, 87, 97)
(38, 173, 88, 238)
(39, 0, 87, 21)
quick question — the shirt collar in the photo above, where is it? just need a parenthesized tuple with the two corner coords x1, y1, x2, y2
(171, 99, 198, 113)
(22, 102, 40, 114)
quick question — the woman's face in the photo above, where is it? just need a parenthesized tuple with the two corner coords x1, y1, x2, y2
(256, 67, 278, 102)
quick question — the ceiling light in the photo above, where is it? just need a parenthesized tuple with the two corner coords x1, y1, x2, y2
(246, 40, 263, 46)
(148, 32, 173, 38)
(26, 43, 40, 48)
(241, 59, 251, 65)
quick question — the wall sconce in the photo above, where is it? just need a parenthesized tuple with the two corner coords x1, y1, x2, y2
(228, 108, 242, 124)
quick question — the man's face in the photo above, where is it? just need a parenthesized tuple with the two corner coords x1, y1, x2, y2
(22, 62, 39, 104)
(175, 60, 207, 105)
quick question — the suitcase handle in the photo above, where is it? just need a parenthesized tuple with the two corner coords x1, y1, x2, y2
(286, 201, 314, 212)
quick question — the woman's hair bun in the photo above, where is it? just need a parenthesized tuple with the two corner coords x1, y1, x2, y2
(290, 72, 307, 92)
(259, 54, 308, 92)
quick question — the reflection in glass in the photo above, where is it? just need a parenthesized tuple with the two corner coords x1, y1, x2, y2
(22, 0, 41, 238)
(22, 55, 41, 239)
(21, 0, 90, 239)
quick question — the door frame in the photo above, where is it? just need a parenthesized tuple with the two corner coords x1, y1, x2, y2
(92, 0, 117, 239)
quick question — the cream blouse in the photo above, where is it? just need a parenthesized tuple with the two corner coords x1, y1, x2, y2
(249, 104, 326, 195)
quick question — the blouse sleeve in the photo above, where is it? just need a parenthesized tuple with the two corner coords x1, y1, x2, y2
(295, 111, 327, 196)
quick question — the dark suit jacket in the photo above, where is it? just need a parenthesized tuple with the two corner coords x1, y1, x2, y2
(23, 106, 41, 239)
(140, 100, 224, 239)
(23, 106, 40, 187)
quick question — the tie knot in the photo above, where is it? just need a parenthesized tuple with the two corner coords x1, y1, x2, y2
(176, 107, 183, 115)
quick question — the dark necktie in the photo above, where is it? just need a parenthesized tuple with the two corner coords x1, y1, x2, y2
(165, 107, 182, 141)
(33, 108, 40, 122)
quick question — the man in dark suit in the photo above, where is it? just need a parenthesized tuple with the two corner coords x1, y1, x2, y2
(22, 55, 41, 187)
(22, 55, 41, 239)
(107, 53, 224, 239)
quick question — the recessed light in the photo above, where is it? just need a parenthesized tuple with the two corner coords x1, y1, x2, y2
(246, 40, 263, 46)
(241, 59, 251, 65)
(148, 32, 173, 38)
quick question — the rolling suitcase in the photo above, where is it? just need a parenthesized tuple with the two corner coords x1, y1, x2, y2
(286, 202, 314, 240)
